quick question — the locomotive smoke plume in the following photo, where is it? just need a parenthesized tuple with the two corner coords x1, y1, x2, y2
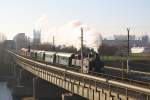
(35, 15, 102, 52)
(34, 14, 51, 42)
(54, 20, 102, 52)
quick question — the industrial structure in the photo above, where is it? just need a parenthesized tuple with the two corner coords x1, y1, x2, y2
(13, 33, 28, 50)
(33, 29, 41, 45)
(102, 35, 149, 47)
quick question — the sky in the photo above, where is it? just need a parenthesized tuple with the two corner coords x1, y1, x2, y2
(0, 0, 150, 44)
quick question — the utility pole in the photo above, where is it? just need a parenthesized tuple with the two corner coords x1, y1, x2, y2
(127, 28, 130, 73)
(15, 39, 18, 52)
(81, 28, 83, 73)
(28, 37, 30, 52)
(53, 36, 55, 51)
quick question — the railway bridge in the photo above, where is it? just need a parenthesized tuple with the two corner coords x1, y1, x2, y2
(7, 50, 150, 100)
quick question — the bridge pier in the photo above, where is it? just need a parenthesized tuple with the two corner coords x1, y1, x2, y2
(12, 66, 34, 99)
(62, 93, 87, 100)
(32, 77, 64, 100)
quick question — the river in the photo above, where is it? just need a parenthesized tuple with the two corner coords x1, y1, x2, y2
(0, 82, 13, 100)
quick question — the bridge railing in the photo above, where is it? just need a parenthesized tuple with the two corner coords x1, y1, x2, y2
(88, 70, 150, 89)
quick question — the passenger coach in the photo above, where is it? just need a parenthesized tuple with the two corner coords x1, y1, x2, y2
(55, 53, 74, 66)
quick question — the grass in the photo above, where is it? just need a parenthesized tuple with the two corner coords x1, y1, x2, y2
(102, 53, 150, 61)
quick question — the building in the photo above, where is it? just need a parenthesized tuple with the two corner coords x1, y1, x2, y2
(0, 32, 6, 42)
(114, 35, 136, 41)
(13, 33, 28, 50)
(33, 29, 41, 45)
(141, 35, 149, 46)
(3, 40, 15, 50)
(131, 47, 150, 53)
(102, 35, 149, 47)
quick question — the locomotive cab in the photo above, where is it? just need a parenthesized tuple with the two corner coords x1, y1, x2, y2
(83, 58, 89, 73)
(82, 53, 104, 73)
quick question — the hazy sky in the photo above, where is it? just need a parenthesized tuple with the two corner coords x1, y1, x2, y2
(0, 0, 150, 40)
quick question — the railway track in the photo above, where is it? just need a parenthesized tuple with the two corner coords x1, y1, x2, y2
(18, 53, 150, 90)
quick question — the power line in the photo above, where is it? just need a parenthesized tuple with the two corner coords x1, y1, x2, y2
(53, 36, 55, 50)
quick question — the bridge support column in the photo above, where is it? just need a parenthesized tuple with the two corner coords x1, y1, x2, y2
(62, 93, 87, 100)
(32, 77, 37, 99)
(13, 64, 23, 87)
(32, 77, 65, 100)
(12, 67, 34, 98)
(17, 68, 23, 86)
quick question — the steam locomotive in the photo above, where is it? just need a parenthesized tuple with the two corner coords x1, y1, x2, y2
(20, 48, 104, 73)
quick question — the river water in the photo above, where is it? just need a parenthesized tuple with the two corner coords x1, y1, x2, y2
(0, 82, 13, 100)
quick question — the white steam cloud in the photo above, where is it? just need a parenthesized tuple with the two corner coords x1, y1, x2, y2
(34, 14, 51, 42)
(35, 15, 102, 52)
(54, 20, 102, 52)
